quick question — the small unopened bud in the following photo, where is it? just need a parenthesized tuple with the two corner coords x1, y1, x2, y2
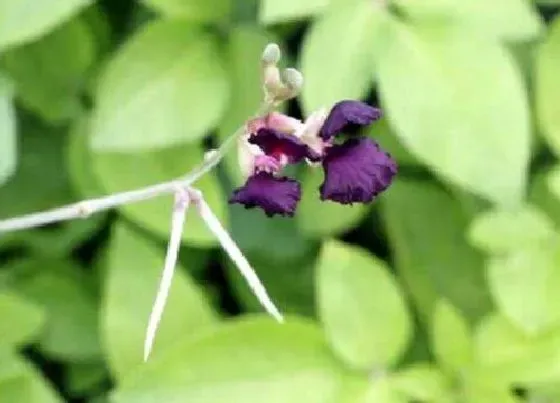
(262, 43, 281, 65)
(283, 68, 304, 91)
(269, 68, 304, 102)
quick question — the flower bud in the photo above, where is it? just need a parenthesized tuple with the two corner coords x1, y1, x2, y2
(262, 43, 281, 65)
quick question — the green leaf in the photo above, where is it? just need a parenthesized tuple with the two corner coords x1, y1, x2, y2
(296, 168, 369, 238)
(0, 75, 16, 186)
(474, 313, 560, 385)
(468, 206, 556, 255)
(68, 117, 105, 198)
(259, 0, 330, 24)
(102, 222, 217, 380)
(142, 0, 230, 22)
(392, 0, 542, 41)
(376, 21, 531, 206)
(0, 351, 63, 403)
(92, 142, 227, 247)
(300, 1, 385, 113)
(369, 118, 419, 167)
(317, 240, 411, 370)
(392, 364, 451, 402)
(114, 318, 344, 403)
(537, 15, 560, 157)
(225, 248, 318, 317)
(432, 300, 474, 373)
(0, 291, 45, 348)
(218, 26, 278, 187)
(1, 18, 95, 123)
(65, 361, 107, 396)
(461, 372, 522, 403)
(529, 169, 560, 228)
(381, 178, 492, 323)
(8, 259, 102, 360)
(0, 0, 91, 51)
(91, 21, 229, 151)
(487, 238, 560, 334)
(0, 119, 73, 219)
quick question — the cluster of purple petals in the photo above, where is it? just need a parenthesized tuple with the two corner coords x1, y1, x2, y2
(229, 100, 397, 217)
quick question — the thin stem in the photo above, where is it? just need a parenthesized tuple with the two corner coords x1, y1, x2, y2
(143, 189, 190, 362)
(0, 102, 274, 233)
(192, 189, 283, 322)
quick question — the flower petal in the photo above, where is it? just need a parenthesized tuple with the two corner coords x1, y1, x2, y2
(229, 172, 301, 217)
(319, 100, 382, 141)
(320, 137, 397, 204)
(250, 128, 321, 163)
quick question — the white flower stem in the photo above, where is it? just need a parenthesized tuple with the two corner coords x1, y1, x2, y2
(0, 102, 274, 234)
(192, 190, 284, 322)
(143, 189, 190, 362)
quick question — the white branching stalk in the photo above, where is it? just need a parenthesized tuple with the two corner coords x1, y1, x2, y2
(143, 189, 190, 362)
(191, 189, 284, 323)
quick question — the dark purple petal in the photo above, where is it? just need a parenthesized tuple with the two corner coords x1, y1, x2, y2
(249, 128, 321, 163)
(319, 100, 382, 141)
(229, 172, 301, 217)
(320, 137, 397, 204)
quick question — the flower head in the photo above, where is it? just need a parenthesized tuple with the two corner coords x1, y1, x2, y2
(319, 100, 382, 141)
(229, 172, 301, 217)
(320, 137, 397, 204)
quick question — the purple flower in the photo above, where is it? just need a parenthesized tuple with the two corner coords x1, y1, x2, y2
(229, 172, 301, 217)
(320, 137, 397, 204)
(249, 128, 321, 163)
(319, 100, 382, 141)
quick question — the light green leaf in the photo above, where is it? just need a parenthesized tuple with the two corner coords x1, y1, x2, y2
(392, 364, 451, 402)
(537, 15, 560, 156)
(381, 178, 492, 323)
(218, 26, 278, 187)
(1, 18, 95, 123)
(296, 168, 368, 238)
(142, 0, 230, 22)
(487, 238, 560, 334)
(0, 291, 45, 348)
(474, 313, 560, 385)
(0, 351, 63, 403)
(432, 300, 474, 373)
(461, 372, 522, 403)
(393, 0, 543, 41)
(114, 318, 344, 403)
(259, 0, 330, 24)
(91, 21, 229, 151)
(369, 118, 419, 167)
(377, 21, 531, 206)
(92, 140, 227, 247)
(102, 222, 218, 380)
(317, 240, 411, 370)
(0, 75, 16, 186)
(300, 1, 385, 113)
(0, 0, 91, 51)
(530, 169, 560, 227)
(468, 206, 556, 255)
(9, 259, 102, 361)
(360, 378, 407, 403)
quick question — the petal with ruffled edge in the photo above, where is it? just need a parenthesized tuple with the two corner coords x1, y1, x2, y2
(319, 100, 382, 141)
(229, 172, 301, 217)
(249, 128, 321, 163)
(320, 137, 397, 204)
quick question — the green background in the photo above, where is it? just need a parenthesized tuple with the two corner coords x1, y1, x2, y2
(1, 0, 560, 402)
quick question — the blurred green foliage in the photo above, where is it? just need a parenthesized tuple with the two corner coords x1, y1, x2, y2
(2, 0, 560, 402)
